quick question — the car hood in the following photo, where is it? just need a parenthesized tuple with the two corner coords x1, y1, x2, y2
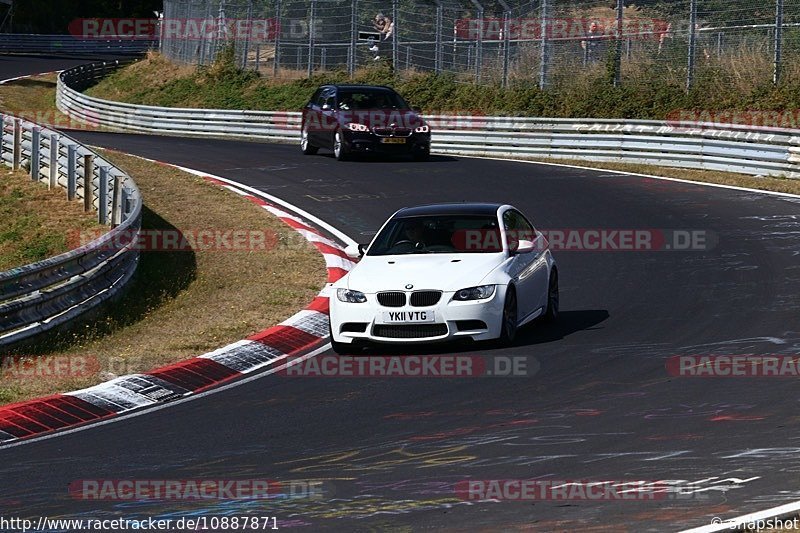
(345, 253, 506, 293)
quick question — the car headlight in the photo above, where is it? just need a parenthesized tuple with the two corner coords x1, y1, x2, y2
(337, 288, 367, 303)
(345, 123, 369, 132)
(414, 124, 430, 133)
(453, 285, 496, 301)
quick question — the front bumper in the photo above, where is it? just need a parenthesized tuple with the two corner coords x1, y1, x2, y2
(329, 287, 506, 345)
(342, 130, 431, 155)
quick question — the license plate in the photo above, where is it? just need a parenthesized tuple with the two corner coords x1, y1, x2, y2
(379, 310, 435, 323)
(380, 137, 406, 144)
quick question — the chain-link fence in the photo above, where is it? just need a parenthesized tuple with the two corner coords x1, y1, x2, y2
(160, 0, 800, 90)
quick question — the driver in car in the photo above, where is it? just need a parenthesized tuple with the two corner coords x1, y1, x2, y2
(393, 220, 427, 251)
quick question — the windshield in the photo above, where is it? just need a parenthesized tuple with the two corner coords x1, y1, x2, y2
(367, 215, 504, 255)
(337, 89, 409, 110)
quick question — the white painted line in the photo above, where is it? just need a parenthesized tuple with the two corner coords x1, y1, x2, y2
(169, 164, 359, 246)
(680, 500, 800, 532)
(0, 343, 332, 450)
(0, 149, 353, 449)
(0, 70, 61, 85)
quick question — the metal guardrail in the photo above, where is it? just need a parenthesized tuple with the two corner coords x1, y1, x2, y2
(0, 34, 156, 55)
(0, 114, 142, 347)
(56, 60, 800, 179)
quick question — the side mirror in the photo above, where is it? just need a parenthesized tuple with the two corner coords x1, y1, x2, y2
(344, 243, 367, 259)
(514, 239, 536, 254)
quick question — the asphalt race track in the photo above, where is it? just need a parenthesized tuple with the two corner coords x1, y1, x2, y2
(2, 57, 800, 532)
(0, 54, 132, 80)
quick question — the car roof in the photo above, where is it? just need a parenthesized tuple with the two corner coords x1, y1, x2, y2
(394, 203, 506, 217)
(322, 84, 396, 92)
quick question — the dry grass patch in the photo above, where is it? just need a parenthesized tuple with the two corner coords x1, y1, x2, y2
(0, 73, 79, 129)
(87, 49, 196, 102)
(0, 150, 326, 404)
(0, 168, 103, 271)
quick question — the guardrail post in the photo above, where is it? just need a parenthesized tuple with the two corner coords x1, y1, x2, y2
(111, 175, 122, 226)
(273, 0, 282, 76)
(67, 144, 77, 201)
(613, 0, 623, 87)
(539, 0, 549, 89)
(349, 0, 357, 77)
(392, 0, 399, 71)
(83, 154, 94, 212)
(98, 166, 109, 224)
(501, 5, 511, 87)
(774, 0, 784, 85)
(12, 119, 21, 171)
(468, 0, 484, 83)
(434, 0, 443, 74)
(308, 0, 316, 76)
(687, 0, 697, 91)
(49, 133, 58, 190)
(242, 0, 254, 70)
(30, 126, 41, 181)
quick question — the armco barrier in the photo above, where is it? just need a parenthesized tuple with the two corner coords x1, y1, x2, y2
(56, 60, 800, 178)
(0, 34, 155, 55)
(0, 114, 142, 346)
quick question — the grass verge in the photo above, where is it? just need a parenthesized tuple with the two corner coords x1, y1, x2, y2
(86, 49, 800, 122)
(0, 80, 326, 406)
(0, 74, 79, 130)
(0, 168, 103, 271)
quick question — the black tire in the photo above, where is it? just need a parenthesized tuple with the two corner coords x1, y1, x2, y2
(300, 125, 318, 155)
(542, 268, 559, 323)
(329, 322, 359, 355)
(498, 286, 518, 346)
(333, 130, 349, 161)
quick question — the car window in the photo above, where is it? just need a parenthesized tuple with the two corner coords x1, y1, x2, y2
(502, 210, 536, 251)
(336, 89, 409, 110)
(316, 88, 332, 107)
(368, 215, 503, 255)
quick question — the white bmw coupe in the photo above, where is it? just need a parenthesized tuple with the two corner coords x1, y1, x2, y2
(329, 203, 558, 354)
